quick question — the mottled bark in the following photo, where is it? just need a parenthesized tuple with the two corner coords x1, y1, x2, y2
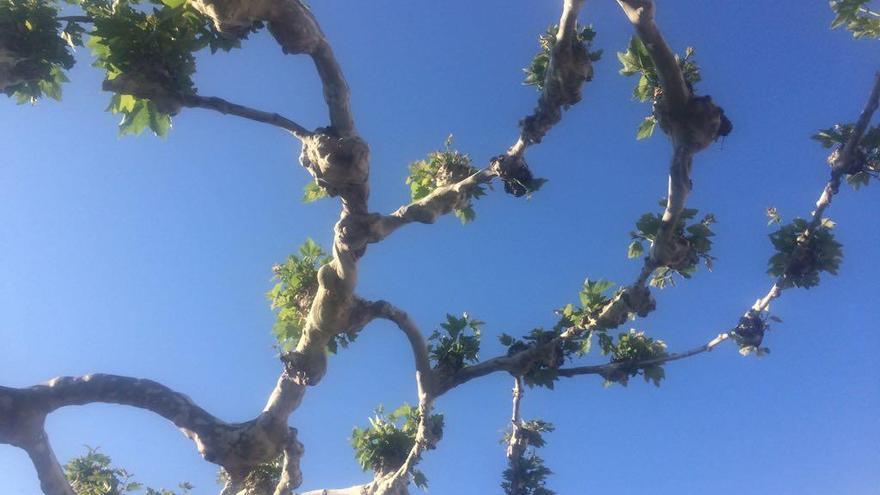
(615, 0, 728, 272)
(3, 1, 878, 494)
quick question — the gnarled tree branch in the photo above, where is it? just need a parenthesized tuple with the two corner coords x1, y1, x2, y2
(753, 72, 880, 312)
(1, 373, 302, 494)
(360, 0, 592, 244)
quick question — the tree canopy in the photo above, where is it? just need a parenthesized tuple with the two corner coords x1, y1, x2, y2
(2, 1, 879, 494)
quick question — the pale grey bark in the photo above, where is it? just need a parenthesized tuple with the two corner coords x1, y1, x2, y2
(3, 1, 879, 494)
(615, 0, 728, 271)
(752, 72, 880, 313)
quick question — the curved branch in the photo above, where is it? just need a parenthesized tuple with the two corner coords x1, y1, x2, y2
(371, 301, 435, 391)
(309, 41, 355, 137)
(189, 0, 355, 136)
(1, 374, 300, 491)
(1, 375, 223, 433)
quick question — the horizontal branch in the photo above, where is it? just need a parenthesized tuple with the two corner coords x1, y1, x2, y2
(102, 77, 314, 138)
(557, 332, 728, 377)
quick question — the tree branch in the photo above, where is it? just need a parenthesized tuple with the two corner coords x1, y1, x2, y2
(504, 377, 528, 495)
(21, 432, 75, 495)
(615, 0, 727, 275)
(557, 332, 729, 378)
(370, 301, 436, 392)
(753, 72, 880, 312)
(615, 0, 689, 113)
(363, 0, 592, 243)
(189, 0, 355, 136)
(181, 94, 313, 137)
(1, 374, 301, 491)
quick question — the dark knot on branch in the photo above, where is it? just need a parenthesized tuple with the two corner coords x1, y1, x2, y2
(655, 95, 732, 152)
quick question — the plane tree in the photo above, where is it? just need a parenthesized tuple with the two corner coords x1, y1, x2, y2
(1, 0, 878, 494)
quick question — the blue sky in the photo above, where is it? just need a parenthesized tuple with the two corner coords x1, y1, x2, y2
(2, 1, 879, 494)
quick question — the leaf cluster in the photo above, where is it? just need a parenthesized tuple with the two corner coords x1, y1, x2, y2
(502, 420, 556, 495)
(64, 446, 191, 495)
(268, 238, 334, 352)
(84, 0, 244, 136)
(498, 279, 622, 390)
(629, 205, 716, 288)
(405, 136, 486, 223)
(0, 0, 74, 102)
(617, 36, 701, 139)
(831, 0, 880, 38)
(351, 404, 443, 488)
(428, 312, 483, 372)
(498, 329, 564, 390)
(522, 23, 601, 91)
(602, 329, 668, 387)
(813, 123, 880, 189)
(557, 278, 615, 331)
(302, 180, 329, 203)
(217, 456, 283, 495)
(768, 217, 843, 289)
(86, 3, 194, 136)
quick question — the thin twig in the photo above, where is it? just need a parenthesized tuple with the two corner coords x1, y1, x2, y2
(181, 94, 313, 138)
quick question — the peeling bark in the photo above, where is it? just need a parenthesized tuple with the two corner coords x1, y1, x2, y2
(0, 375, 300, 490)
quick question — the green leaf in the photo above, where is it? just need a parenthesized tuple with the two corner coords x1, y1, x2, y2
(627, 240, 644, 259)
(636, 116, 656, 140)
(162, 0, 187, 8)
(302, 182, 329, 203)
(118, 100, 151, 136)
(635, 213, 661, 238)
(148, 103, 172, 137)
(454, 206, 476, 224)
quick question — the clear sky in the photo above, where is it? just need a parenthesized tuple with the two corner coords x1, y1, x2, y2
(2, 1, 879, 494)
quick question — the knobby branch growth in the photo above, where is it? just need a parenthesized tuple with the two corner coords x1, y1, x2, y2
(1, 0, 878, 494)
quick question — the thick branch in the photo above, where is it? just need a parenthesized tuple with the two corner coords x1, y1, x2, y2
(371, 301, 435, 392)
(615, 0, 727, 279)
(1, 375, 223, 432)
(615, 0, 689, 113)
(189, 0, 355, 136)
(1, 374, 300, 490)
(310, 41, 355, 137)
(22, 433, 75, 495)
